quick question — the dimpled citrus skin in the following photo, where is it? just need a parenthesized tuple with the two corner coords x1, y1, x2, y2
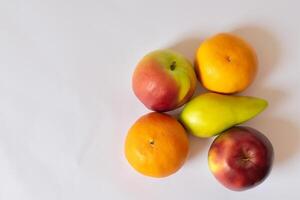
(124, 112, 189, 178)
(195, 33, 257, 93)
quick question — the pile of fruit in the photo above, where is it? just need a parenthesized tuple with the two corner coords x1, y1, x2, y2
(124, 33, 274, 191)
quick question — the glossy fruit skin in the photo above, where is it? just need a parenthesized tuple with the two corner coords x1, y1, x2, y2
(180, 93, 268, 138)
(195, 33, 257, 93)
(208, 126, 273, 191)
(132, 49, 197, 112)
(124, 112, 189, 178)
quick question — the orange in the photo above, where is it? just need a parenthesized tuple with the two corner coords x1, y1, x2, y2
(195, 33, 257, 93)
(124, 112, 189, 178)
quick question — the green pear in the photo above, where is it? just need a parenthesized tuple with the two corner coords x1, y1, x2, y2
(179, 93, 268, 138)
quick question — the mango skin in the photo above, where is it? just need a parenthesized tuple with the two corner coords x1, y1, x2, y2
(179, 93, 268, 138)
(132, 50, 197, 112)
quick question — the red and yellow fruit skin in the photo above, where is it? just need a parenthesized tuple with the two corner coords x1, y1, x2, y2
(132, 50, 197, 112)
(208, 126, 273, 191)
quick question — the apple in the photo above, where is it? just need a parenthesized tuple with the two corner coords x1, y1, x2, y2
(208, 126, 273, 191)
(132, 49, 197, 112)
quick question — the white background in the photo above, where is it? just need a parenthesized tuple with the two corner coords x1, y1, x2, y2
(0, 0, 299, 199)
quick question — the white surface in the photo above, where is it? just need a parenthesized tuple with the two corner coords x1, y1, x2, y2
(0, 0, 299, 199)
